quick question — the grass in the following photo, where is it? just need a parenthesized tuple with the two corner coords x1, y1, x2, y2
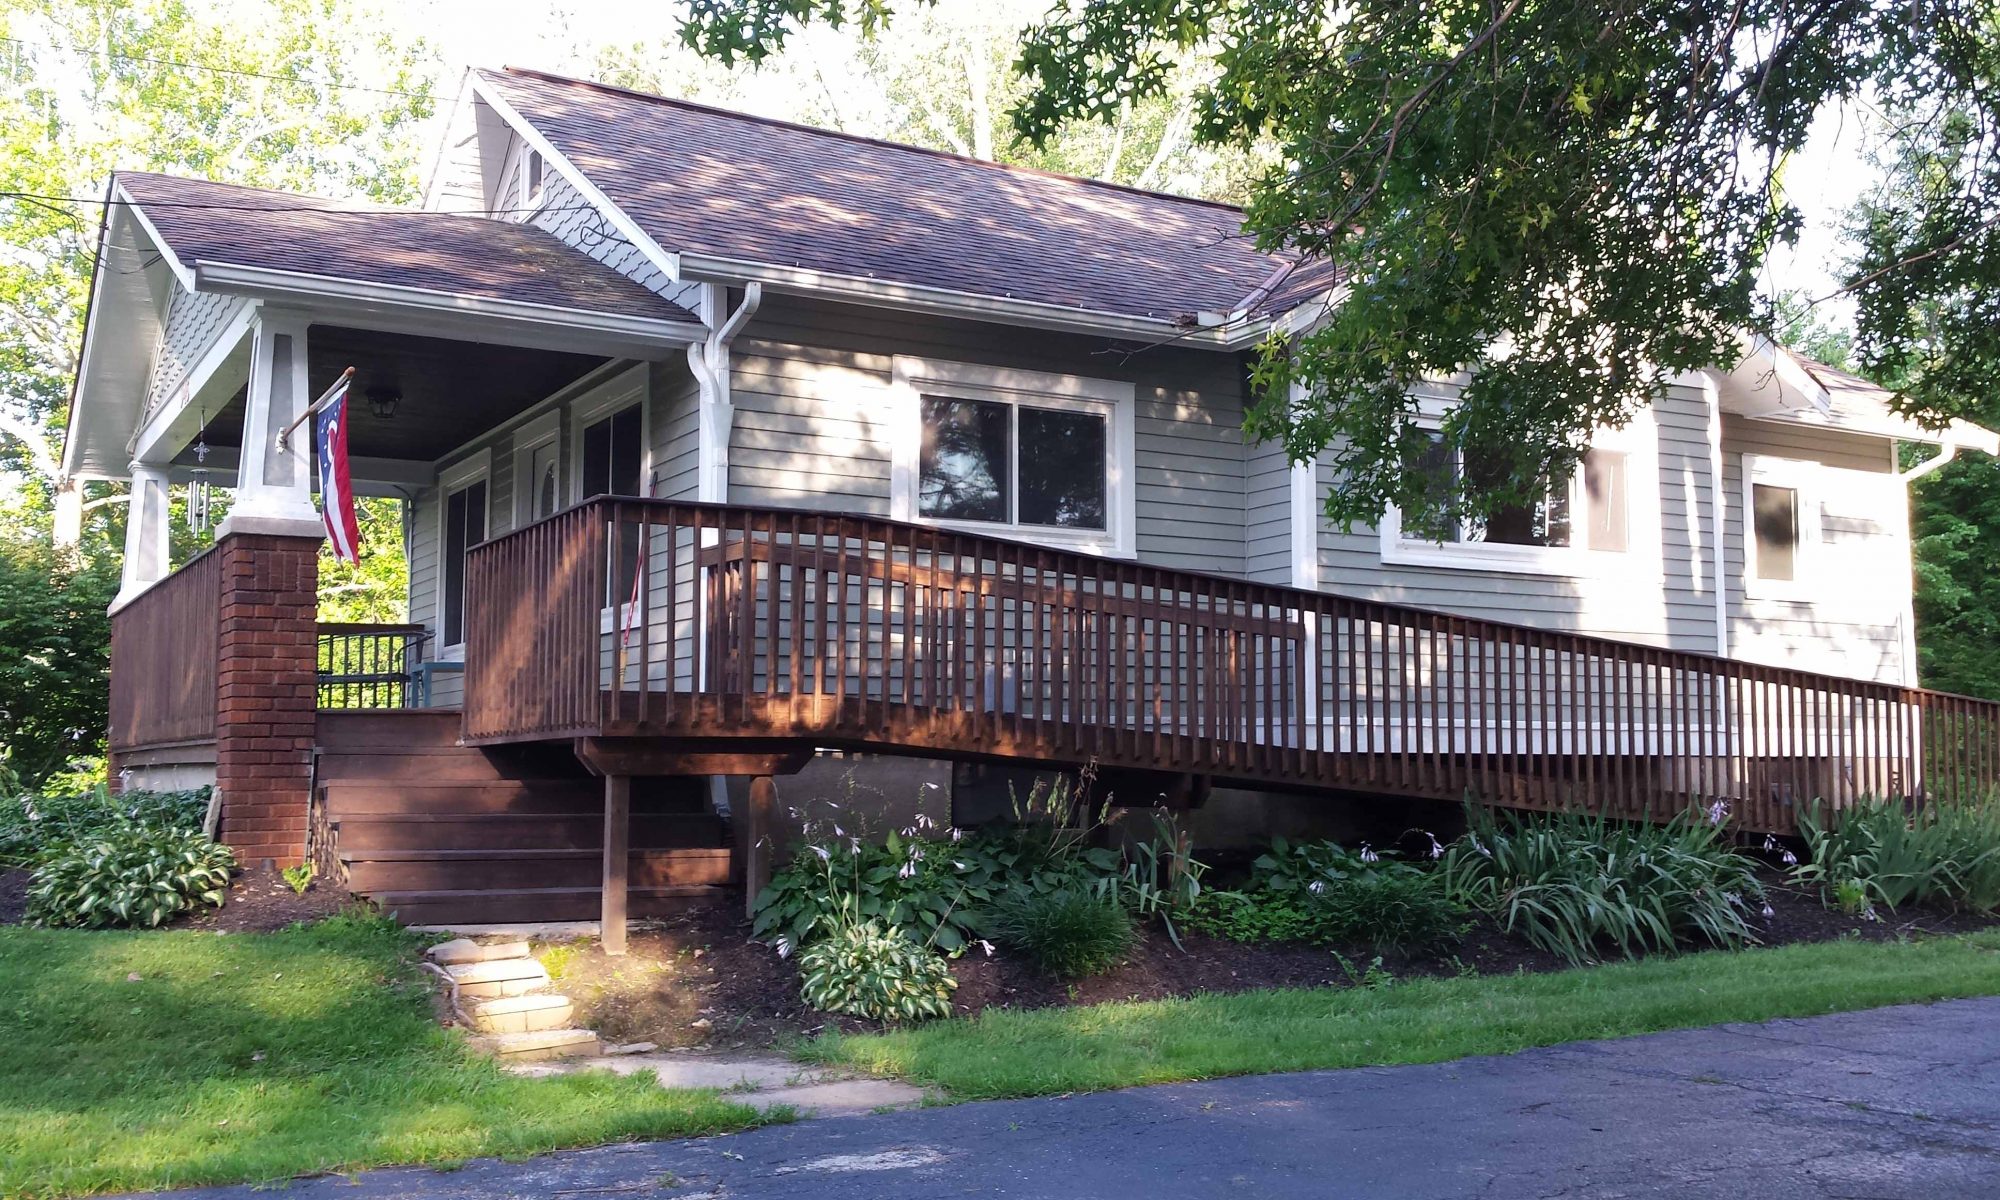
(0, 914, 771, 1199)
(804, 930, 2000, 1100)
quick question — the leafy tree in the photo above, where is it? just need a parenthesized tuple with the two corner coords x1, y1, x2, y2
(682, 0, 2000, 534)
(0, 532, 117, 785)
(1910, 454, 2000, 699)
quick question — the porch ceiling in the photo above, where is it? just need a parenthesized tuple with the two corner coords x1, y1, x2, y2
(178, 324, 609, 468)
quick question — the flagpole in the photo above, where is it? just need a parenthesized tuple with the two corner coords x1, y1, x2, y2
(275, 366, 356, 452)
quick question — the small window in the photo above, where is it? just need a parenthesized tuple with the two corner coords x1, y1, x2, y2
(528, 440, 560, 522)
(1752, 481, 1799, 582)
(441, 478, 488, 649)
(523, 150, 545, 207)
(1582, 450, 1629, 552)
(918, 396, 1107, 532)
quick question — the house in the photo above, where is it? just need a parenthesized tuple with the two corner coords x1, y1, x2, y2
(65, 67, 2000, 939)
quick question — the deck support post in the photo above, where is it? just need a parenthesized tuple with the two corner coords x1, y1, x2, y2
(602, 774, 630, 956)
(741, 775, 776, 920)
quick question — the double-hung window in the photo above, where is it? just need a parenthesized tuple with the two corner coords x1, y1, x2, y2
(438, 452, 491, 654)
(1742, 454, 1820, 598)
(891, 357, 1135, 556)
(1381, 426, 1640, 574)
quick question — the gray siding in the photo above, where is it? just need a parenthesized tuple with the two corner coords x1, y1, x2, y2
(1721, 415, 1912, 683)
(728, 294, 1251, 575)
(1243, 437, 1293, 585)
(1306, 379, 1718, 652)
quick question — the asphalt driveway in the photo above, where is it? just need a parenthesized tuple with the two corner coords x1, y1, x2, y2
(137, 996, 2000, 1199)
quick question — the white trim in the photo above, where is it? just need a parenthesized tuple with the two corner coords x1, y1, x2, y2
(679, 251, 1265, 350)
(1288, 459, 1320, 590)
(112, 182, 195, 291)
(1893, 437, 1921, 686)
(889, 354, 1137, 558)
(436, 449, 493, 657)
(1701, 370, 1729, 658)
(1379, 407, 1659, 578)
(191, 262, 706, 357)
(130, 298, 258, 464)
(509, 410, 563, 527)
(1740, 453, 1823, 601)
(469, 72, 688, 286)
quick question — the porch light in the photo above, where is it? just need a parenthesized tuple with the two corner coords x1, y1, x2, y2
(365, 385, 401, 420)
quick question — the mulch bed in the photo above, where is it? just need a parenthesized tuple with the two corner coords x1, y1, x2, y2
(547, 867, 2000, 1051)
(0, 868, 27, 925)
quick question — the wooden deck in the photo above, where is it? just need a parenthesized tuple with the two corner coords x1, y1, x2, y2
(460, 498, 2000, 835)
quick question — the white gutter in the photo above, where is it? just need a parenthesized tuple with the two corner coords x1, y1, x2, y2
(191, 261, 708, 353)
(687, 281, 764, 502)
(1897, 440, 1958, 484)
(673, 250, 1266, 350)
(1702, 371, 1729, 660)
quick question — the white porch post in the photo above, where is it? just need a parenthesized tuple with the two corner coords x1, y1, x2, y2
(221, 310, 322, 536)
(112, 460, 172, 608)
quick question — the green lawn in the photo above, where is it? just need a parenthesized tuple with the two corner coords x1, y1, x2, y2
(806, 930, 2000, 1099)
(0, 914, 771, 1199)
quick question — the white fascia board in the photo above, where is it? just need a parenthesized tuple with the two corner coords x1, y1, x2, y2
(60, 203, 124, 480)
(112, 182, 195, 292)
(467, 73, 687, 285)
(190, 261, 708, 356)
(130, 297, 259, 463)
(675, 250, 1263, 349)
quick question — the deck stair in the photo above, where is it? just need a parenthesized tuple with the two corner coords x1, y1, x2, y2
(315, 710, 735, 926)
(425, 937, 598, 1062)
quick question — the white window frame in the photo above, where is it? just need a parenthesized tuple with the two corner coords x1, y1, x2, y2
(1742, 453, 1823, 600)
(521, 149, 546, 210)
(1378, 397, 1657, 578)
(889, 355, 1137, 558)
(568, 366, 651, 506)
(510, 411, 562, 529)
(436, 448, 493, 658)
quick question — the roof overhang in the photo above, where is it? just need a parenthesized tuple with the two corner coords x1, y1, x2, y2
(191, 262, 709, 359)
(61, 192, 179, 481)
(1720, 336, 2000, 455)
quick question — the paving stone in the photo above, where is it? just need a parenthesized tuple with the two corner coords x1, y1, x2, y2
(748, 1079, 927, 1117)
(467, 1029, 601, 1062)
(425, 938, 533, 965)
(467, 993, 574, 1034)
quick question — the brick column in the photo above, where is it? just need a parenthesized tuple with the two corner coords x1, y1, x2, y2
(214, 530, 320, 868)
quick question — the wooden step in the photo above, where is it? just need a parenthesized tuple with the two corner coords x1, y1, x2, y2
(467, 1029, 600, 1062)
(315, 709, 465, 751)
(322, 780, 608, 816)
(467, 993, 575, 1035)
(331, 812, 728, 852)
(344, 847, 733, 892)
(374, 885, 727, 926)
(316, 750, 540, 784)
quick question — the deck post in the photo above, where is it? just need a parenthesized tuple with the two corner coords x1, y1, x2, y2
(742, 775, 776, 920)
(602, 774, 630, 956)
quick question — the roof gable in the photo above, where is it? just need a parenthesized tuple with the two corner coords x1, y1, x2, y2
(475, 68, 1313, 326)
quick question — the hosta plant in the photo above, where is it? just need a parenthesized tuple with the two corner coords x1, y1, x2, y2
(797, 920, 956, 1022)
(27, 823, 234, 928)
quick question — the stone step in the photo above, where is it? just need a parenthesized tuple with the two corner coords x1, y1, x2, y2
(425, 937, 531, 966)
(445, 956, 550, 999)
(466, 1028, 601, 1063)
(467, 993, 576, 1035)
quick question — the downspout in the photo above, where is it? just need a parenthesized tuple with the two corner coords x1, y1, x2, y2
(686, 281, 764, 503)
(1893, 441, 1956, 687)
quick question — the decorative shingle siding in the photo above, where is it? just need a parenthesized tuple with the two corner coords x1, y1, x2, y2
(141, 285, 239, 428)
(527, 174, 704, 313)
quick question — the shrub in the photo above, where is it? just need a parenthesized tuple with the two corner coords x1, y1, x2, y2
(1189, 839, 1467, 954)
(1441, 805, 1763, 964)
(0, 784, 210, 867)
(988, 887, 1134, 978)
(797, 921, 957, 1022)
(1185, 889, 1324, 943)
(1794, 796, 2000, 913)
(27, 823, 234, 928)
(1316, 866, 1469, 954)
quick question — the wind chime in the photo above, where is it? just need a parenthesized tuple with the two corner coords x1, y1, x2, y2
(186, 407, 213, 534)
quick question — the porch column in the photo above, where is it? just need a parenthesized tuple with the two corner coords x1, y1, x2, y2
(111, 460, 172, 609)
(212, 310, 324, 869)
(740, 775, 776, 920)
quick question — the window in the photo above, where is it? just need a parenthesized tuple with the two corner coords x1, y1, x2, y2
(1743, 455, 1820, 598)
(522, 149, 545, 208)
(1386, 431, 1630, 572)
(577, 401, 644, 608)
(511, 413, 562, 528)
(892, 356, 1135, 556)
(439, 470, 488, 652)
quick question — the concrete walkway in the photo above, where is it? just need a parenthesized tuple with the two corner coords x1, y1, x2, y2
(135, 996, 2000, 1199)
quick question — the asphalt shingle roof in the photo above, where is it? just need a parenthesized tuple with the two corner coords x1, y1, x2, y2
(115, 172, 698, 323)
(479, 68, 1326, 324)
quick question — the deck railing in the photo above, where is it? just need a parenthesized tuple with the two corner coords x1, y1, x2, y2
(109, 548, 222, 751)
(316, 623, 430, 709)
(461, 497, 2000, 832)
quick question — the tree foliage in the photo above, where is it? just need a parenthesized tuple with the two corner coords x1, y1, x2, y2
(0, 532, 117, 786)
(683, 0, 2000, 534)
